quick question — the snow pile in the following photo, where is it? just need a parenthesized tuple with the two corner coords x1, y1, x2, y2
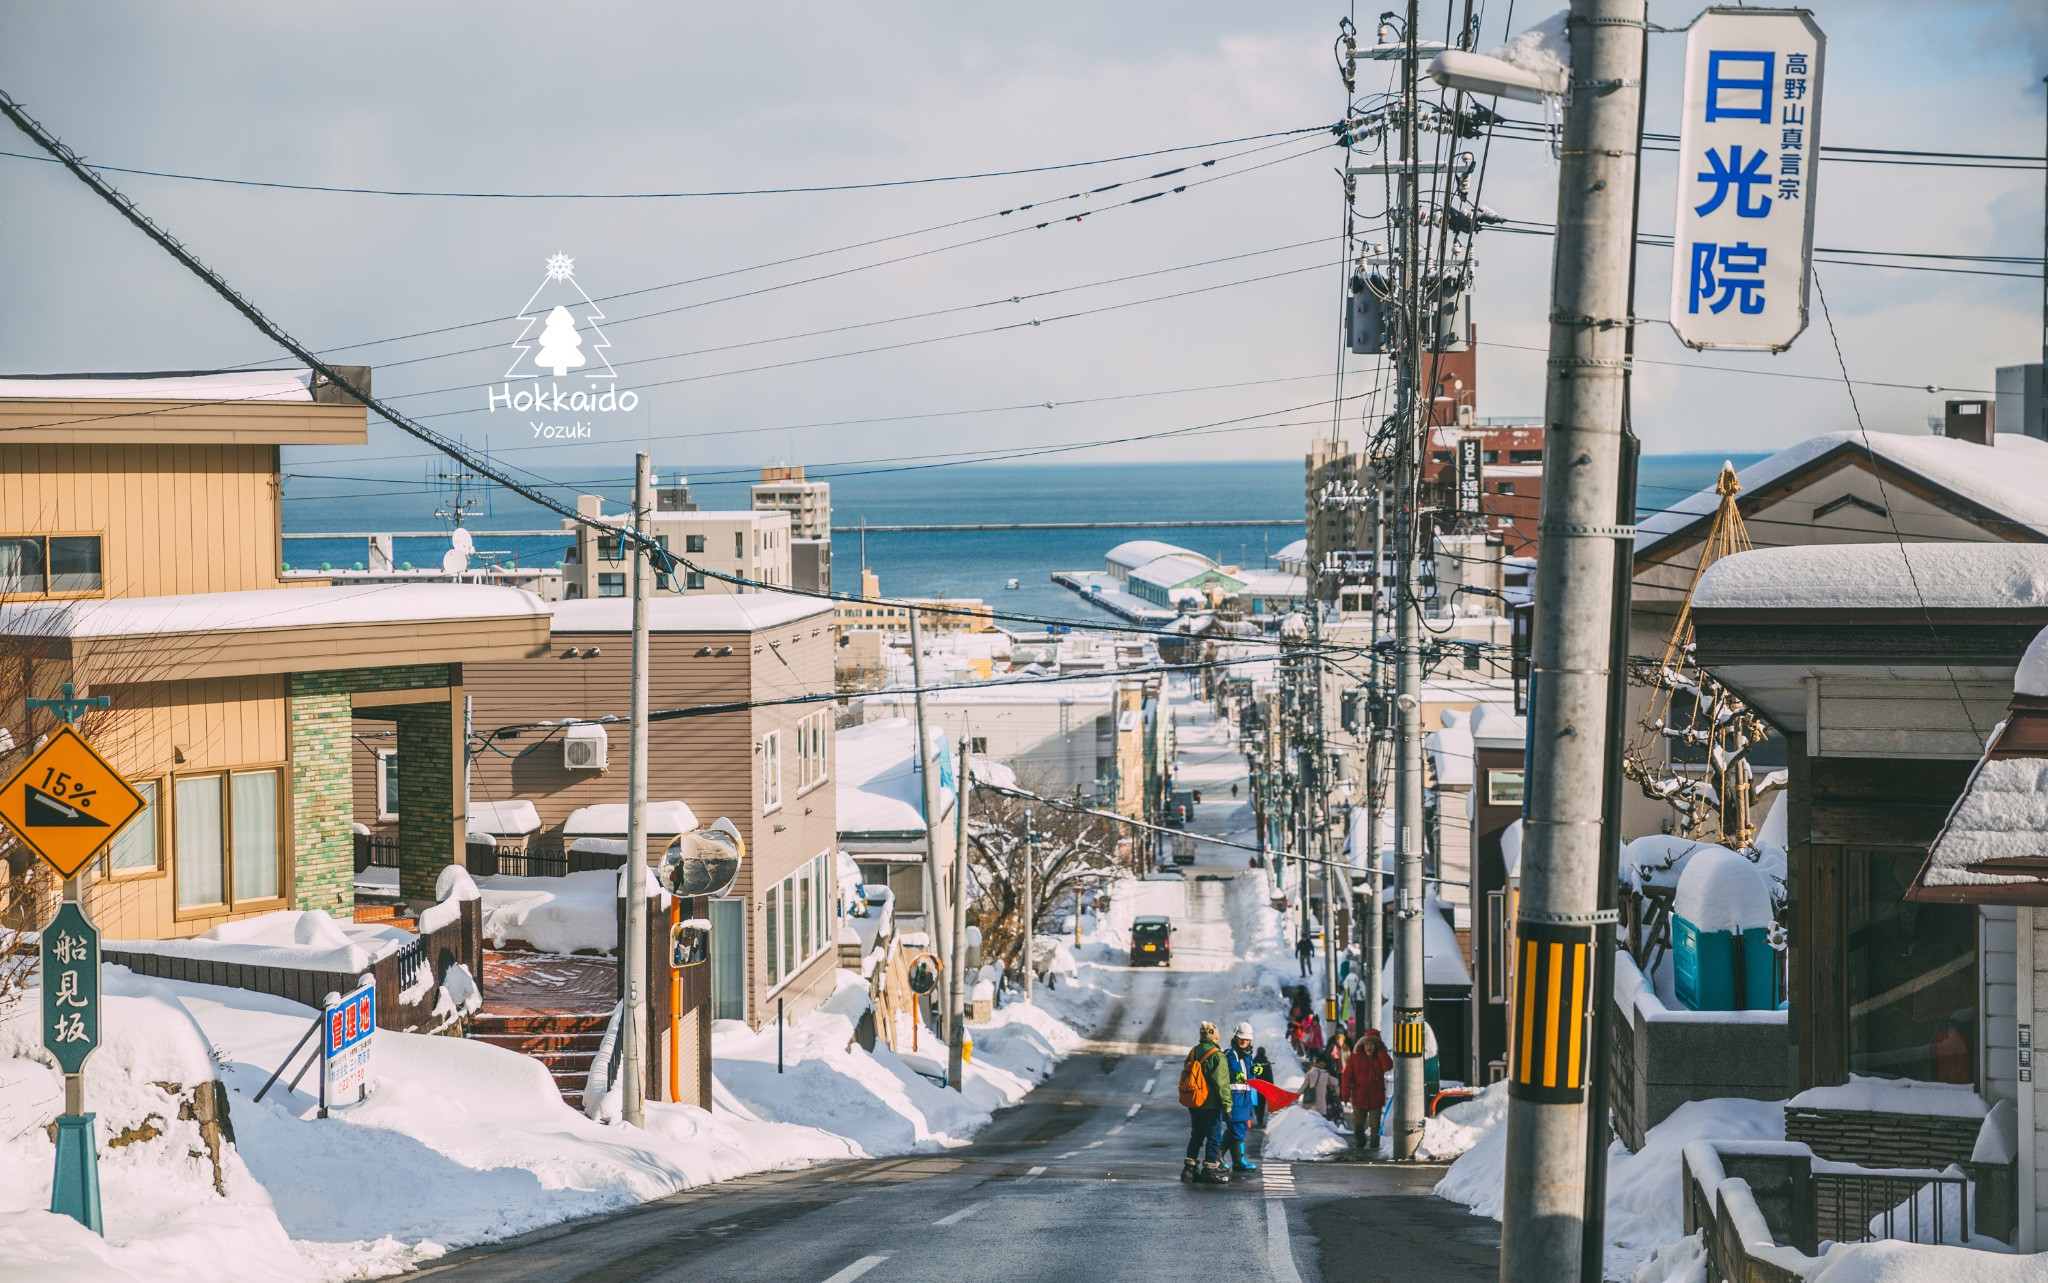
(1692, 542, 2048, 614)
(562, 800, 698, 836)
(476, 868, 623, 954)
(1438, 1092, 1785, 1280)
(1629, 1234, 1706, 1283)
(110, 910, 409, 974)
(1672, 846, 1773, 933)
(1417, 1080, 1507, 1160)
(1262, 1105, 1349, 1160)
(1806, 1240, 2039, 1281)
(1787, 1075, 1987, 1120)
(1622, 834, 1714, 893)
(1492, 9, 1569, 79)
(2020, 624, 2048, 699)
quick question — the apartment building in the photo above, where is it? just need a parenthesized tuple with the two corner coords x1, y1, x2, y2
(560, 490, 792, 600)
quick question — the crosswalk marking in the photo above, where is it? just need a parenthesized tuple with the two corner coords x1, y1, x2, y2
(1262, 1162, 1297, 1200)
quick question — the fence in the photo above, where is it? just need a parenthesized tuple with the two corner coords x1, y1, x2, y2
(107, 897, 482, 1035)
(354, 832, 631, 881)
(1811, 1167, 1968, 1246)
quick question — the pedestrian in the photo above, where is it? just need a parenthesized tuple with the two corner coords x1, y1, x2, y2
(1341, 1027, 1394, 1154)
(1222, 1021, 1261, 1174)
(1327, 1028, 1352, 1077)
(1297, 1052, 1339, 1120)
(1298, 1009, 1324, 1057)
(1250, 1045, 1275, 1129)
(1178, 1020, 1232, 1184)
(1295, 933, 1314, 977)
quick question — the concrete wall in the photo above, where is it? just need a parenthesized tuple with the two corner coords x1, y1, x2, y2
(1613, 998, 1791, 1151)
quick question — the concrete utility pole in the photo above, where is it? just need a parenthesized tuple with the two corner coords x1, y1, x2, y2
(908, 608, 949, 1044)
(948, 735, 971, 1091)
(1366, 478, 1387, 1026)
(621, 452, 653, 1129)
(1500, 1, 1646, 1277)
(1020, 810, 1034, 1000)
(1390, 0, 1430, 1162)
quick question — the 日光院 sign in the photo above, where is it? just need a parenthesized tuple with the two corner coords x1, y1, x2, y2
(1669, 8, 1825, 352)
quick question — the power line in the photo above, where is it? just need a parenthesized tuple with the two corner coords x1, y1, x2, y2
(0, 123, 1337, 199)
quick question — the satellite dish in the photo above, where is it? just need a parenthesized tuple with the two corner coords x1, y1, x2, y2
(657, 818, 745, 898)
(451, 528, 475, 555)
(441, 548, 469, 575)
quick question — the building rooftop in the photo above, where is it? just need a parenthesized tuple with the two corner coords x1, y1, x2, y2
(1106, 540, 1210, 572)
(1692, 542, 2048, 614)
(2, 582, 547, 637)
(550, 593, 831, 634)
(0, 370, 315, 401)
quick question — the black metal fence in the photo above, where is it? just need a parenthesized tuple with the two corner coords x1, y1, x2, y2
(353, 832, 629, 880)
(1812, 1168, 1969, 1247)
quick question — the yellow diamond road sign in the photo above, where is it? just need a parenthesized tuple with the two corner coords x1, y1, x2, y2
(0, 726, 147, 879)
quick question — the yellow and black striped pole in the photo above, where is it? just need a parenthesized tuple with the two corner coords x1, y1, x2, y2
(1510, 922, 1593, 1103)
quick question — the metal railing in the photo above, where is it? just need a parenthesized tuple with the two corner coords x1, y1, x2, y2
(353, 833, 400, 872)
(1812, 1168, 1969, 1247)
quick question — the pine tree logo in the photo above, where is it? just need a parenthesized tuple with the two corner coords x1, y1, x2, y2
(505, 253, 619, 380)
(533, 306, 585, 376)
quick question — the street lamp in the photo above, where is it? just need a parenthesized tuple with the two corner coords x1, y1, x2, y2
(1426, 50, 1565, 103)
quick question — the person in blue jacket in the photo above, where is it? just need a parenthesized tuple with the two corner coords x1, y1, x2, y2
(1222, 1021, 1261, 1173)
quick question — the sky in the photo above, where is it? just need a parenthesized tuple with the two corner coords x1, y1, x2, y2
(0, 1, 2043, 493)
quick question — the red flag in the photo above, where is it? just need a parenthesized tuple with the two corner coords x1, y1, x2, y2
(1249, 1079, 1299, 1110)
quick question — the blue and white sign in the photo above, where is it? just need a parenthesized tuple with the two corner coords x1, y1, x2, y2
(322, 978, 376, 1104)
(1669, 8, 1825, 352)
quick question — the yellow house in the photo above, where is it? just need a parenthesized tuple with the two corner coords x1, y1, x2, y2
(0, 370, 550, 939)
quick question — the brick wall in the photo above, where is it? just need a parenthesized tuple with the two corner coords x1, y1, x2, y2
(291, 665, 455, 909)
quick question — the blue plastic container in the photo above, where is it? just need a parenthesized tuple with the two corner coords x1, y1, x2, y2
(1672, 914, 1778, 1011)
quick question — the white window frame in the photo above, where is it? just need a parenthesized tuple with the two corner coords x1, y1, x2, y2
(375, 748, 399, 822)
(760, 730, 783, 814)
(796, 709, 831, 796)
(763, 851, 839, 999)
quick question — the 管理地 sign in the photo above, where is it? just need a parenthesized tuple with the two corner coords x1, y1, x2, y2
(487, 253, 641, 441)
(1668, 8, 1825, 352)
(323, 978, 376, 1105)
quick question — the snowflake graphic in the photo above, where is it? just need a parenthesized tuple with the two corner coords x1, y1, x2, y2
(544, 253, 575, 282)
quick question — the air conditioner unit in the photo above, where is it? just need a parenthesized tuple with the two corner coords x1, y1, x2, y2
(564, 723, 608, 771)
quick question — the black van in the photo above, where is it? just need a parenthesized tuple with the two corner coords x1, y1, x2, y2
(1131, 916, 1173, 966)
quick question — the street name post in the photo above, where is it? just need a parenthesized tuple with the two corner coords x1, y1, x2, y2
(1, 684, 142, 1235)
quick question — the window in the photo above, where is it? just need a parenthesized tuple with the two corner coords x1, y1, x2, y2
(0, 534, 103, 598)
(598, 573, 626, 598)
(795, 710, 830, 794)
(710, 898, 746, 1020)
(686, 571, 706, 591)
(565, 582, 584, 599)
(760, 731, 783, 812)
(735, 531, 744, 558)
(782, 881, 797, 977)
(597, 534, 624, 563)
(793, 874, 808, 970)
(1485, 889, 1508, 1003)
(376, 749, 399, 822)
(1847, 846, 1977, 1083)
(814, 854, 830, 948)
(173, 769, 284, 912)
(1509, 449, 1543, 464)
(1487, 769, 1524, 807)
(765, 885, 780, 986)
(1496, 482, 1515, 495)
(104, 780, 159, 876)
(764, 852, 838, 996)
(686, 534, 706, 554)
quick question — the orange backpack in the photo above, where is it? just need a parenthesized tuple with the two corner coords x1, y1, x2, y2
(1178, 1045, 1218, 1108)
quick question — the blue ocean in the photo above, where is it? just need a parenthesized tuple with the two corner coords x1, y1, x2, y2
(280, 453, 1763, 619)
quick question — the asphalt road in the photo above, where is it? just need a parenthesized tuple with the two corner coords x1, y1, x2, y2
(416, 874, 1501, 1283)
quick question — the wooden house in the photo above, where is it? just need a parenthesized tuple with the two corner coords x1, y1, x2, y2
(0, 371, 550, 939)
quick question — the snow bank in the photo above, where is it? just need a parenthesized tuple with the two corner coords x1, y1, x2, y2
(562, 800, 697, 836)
(109, 911, 408, 974)
(1418, 1080, 1507, 1160)
(2020, 625, 2048, 699)
(1629, 1234, 1706, 1283)
(1787, 1075, 1987, 1120)
(477, 868, 621, 954)
(1263, 1105, 1349, 1160)
(1808, 1240, 2041, 1282)
(1672, 846, 1773, 933)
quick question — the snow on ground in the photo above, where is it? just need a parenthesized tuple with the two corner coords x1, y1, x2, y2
(475, 868, 622, 953)
(1263, 1105, 1349, 1160)
(1437, 1089, 1787, 1280)
(1, 955, 1085, 1282)
(1417, 1080, 1507, 1161)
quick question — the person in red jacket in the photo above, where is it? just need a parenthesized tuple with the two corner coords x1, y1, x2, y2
(1340, 1027, 1394, 1154)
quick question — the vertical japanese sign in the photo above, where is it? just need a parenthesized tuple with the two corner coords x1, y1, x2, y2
(1455, 437, 1484, 516)
(323, 978, 376, 1104)
(1669, 8, 1825, 351)
(40, 902, 100, 1074)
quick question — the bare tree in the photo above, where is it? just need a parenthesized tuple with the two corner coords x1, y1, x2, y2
(965, 776, 1124, 977)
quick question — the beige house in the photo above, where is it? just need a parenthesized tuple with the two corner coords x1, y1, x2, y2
(443, 594, 841, 1028)
(560, 490, 791, 600)
(0, 370, 550, 938)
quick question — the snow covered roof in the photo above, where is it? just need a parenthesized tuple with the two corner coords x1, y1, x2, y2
(1272, 538, 1307, 564)
(2019, 621, 2048, 699)
(0, 370, 315, 401)
(1912, 623, 2048, 904)
(1426, 711, 1475, 788)
(1637, 432, 2048, 558)
(468, 799, 542, 836)
(1383, 897, 1471, 989)
(1501, 820, 1524, 880)
(1, 582, 549, 638)
(1234, 570, 1306, 597)
(551, 594, 830, 634)
(1469, 703, 1526, 750)
(1692, 543, 2048, 614)
(1106, 540, 1208, 572)
(563, 800, 699, 836)
(837, 717, 952, 836)
(1129, 555, 1242, 591)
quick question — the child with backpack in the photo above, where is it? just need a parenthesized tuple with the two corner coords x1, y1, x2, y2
(1178, 1020, 1233, 1184)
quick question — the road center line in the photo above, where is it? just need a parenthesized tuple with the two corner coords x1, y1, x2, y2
(1107, 1124, 1125, 1135)
(1125, 1102, 1142, 1118)
(1142, 1076, 1157, 1094)
(1266, 1197, 1304, 1283)
(1057, 1150, 1081, 1158)
(933, 1203, 985, 1227)
(1024, 1165, 1046, 1179)
(1152, 1058, 1165, 1070)
(1086, 1140, 1105, 1148)
(822, 1256, 890, 1283)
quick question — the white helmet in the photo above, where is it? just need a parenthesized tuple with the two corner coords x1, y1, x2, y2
(1233, 1021, 1254, 1042)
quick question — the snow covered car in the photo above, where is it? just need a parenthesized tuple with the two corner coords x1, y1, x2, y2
(1131, 916, 1173, 966)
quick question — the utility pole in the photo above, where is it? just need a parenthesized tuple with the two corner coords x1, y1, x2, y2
(1499, 1, 1646, 1277)
(1366, 477, 1387, 1027)
(621, 452, 652, 1129)
(909, 608, 949, 1045)
(1020, 810, 1034, 1001)
(1389, 0, 1430, 1162)
(949, 735, 971, 1091)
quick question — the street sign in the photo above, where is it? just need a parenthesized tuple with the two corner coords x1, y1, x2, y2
(1668, 8, 1825, 352)
(322, 978, 376, 1105)
(41, 902, 101, 1075)
(1455, 437, 1484, 516)
(0, 726, 147, 879)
